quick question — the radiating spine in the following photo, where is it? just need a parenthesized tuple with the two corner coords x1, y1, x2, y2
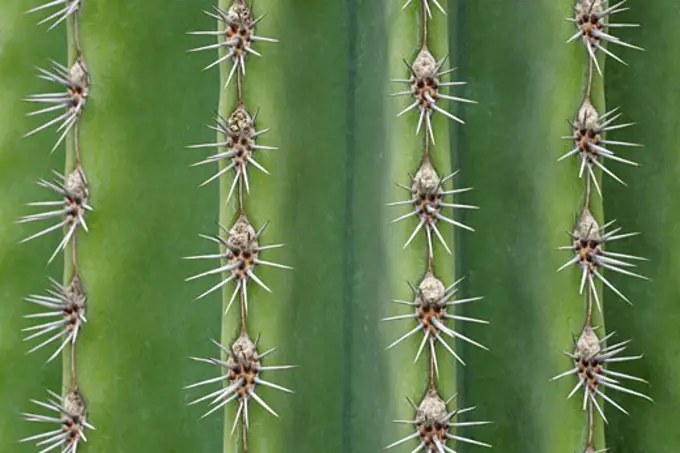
(19, 1, 95, 452)
(185, 1, 292, 451)
(384, 2, 490, 452)
(552, 2, 649, 451)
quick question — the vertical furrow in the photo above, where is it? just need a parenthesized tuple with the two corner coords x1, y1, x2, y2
(384, 1, 490, 452)
(73, 2, 228, 451)
(346, 0, 390, 451)
(604, 3, 680, 453)
(6, 1, 393, 453)
(455, 1, 590, 452)
(270, 2, 350, 450)
(342, 1, 358, 451)
(457, 1, 649, 452)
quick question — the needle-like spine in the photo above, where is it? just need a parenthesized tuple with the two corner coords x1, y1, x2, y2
(185, 2, 293, 450)
(554, 2, 648, 451)
(20, 1, 94, 451)
(385, 1, 490, 451)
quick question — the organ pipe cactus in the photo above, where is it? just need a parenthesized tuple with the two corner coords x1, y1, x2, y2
(0, 1, 677, 453)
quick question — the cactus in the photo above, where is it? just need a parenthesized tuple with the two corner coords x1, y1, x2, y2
(184, 3, 293, 447)
(1, 1, 678, 453)
(603, 3, 680, 453)
(552, 2, 651, 452)
(383, 2, 493, 453)
(15, 2, 95, 452)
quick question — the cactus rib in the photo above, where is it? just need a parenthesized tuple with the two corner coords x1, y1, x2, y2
(185, 1, 292, 451)
(19, 2, 94, 452)
(553, 1, 649, 451)
(385, 1, 490, 452)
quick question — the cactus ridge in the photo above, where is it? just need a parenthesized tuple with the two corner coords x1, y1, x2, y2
(553, 2, 649, 451)
(384, 2, 491, 452)
(18, 2, 95, 452)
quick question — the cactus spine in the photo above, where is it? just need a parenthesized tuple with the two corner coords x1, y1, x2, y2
(552, 2, 650, 451)
(185, 1, 293, 451)
(18, 1, 95, 452)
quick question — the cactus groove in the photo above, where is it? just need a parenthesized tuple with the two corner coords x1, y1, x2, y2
(183, 1, 296, 452)
(604, 3, 680, 452)
(551, 3, 651, 453)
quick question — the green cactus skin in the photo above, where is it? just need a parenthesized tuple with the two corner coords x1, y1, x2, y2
(204, 0, 391, 451)
(0, 1, 677, 453)
(604, 4, 680, 453)
(383, 1, 490, 452)
(450, 1, 606, 452)
(67, 2, 225, 452)
(0, 4, 65, 451)
(383, 0, 457, 430)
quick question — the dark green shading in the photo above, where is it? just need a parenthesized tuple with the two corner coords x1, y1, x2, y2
(452, 0, 599, 451)
(344, 1, 390, 452)
(604, 3, 680, 453)
(219, 0, 390, 451)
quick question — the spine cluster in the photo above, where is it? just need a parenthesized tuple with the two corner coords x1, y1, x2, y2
(184, 1, 293, 450)
(385, 2, 491, 452)
(19, 1, 94, 452)
(553, 2, 650, 451)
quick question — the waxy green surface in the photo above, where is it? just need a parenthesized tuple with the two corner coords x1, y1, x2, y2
(0, 1, 676, 453)
(452, 1, 605, 452)
(605, 3, 680, 453)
